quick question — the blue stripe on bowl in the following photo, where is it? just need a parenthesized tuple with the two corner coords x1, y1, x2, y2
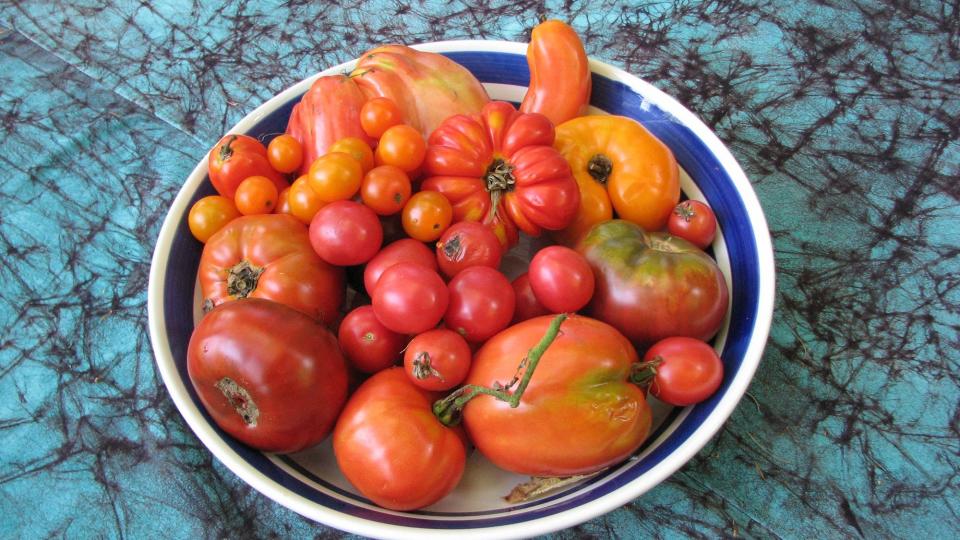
(161, 48, 762, 529)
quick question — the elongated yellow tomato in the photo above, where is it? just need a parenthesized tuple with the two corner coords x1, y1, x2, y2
(553, 115, 680, 245)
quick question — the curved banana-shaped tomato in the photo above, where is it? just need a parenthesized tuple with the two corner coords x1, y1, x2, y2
(422, 101, 580, 248)
(350, 45, 490, 138)
(286, 75, 374, 175)
(553, 115, 680, 245)
(520, 19, 592, 127)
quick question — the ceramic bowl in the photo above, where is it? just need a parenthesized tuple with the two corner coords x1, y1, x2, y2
(148, 40, 775, 539)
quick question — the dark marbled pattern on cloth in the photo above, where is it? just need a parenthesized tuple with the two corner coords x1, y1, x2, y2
(1, 1, 957, 538)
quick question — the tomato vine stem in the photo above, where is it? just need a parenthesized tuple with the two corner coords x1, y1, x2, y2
(432, 313, 568, 426)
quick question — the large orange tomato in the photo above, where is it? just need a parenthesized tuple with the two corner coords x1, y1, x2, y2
(460, 315, 651, 476)
(553, 115, 680, 245)
(198, 214, 344, 324)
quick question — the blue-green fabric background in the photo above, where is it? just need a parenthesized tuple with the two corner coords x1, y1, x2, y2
(1, 1, 957, 538)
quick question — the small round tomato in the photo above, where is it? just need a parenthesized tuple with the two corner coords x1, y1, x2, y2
(275, 187, 293, 215)
(234, 175, 279, 215)
(403, 329, 471, 391)
(435, 221, 503, 279)
(363, 238, 438, 295)
(667, 200, 717, 250)
(445, 266, 515, 343)
(361, 165, 412, 216)
(188, 195, 240, 243)
(338, 305, 407, 374)
(402, 190, 452, 242)
(208, 134, 288, 198)
(267, 134, 304, 174)
(372, 262, 448, 334)
(330, 137, 375, 173)
(511, 272, 550, 323)
(309, 200, 383, 266)
(639, 336, 723, 406)
(528, 245, 594, 313)
(375, 124, 426, 173)
(308, 151, 363, 202)
(188, 298, 348, 453)
(288, 175, 325, 224)
(360, 97, 404, 139)
(333, 367, 466, 510)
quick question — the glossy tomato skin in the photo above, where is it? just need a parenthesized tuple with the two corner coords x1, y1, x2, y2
(435, 221, 503, 279)
(527, 245, 595, 313)
(445, 266, 515, 343)
(511, 272, 550, 323)
(208, 134, 288, 199)
(463, 315, 651, 476)
(363, 238, 437, 295)
(643, 337, 724, 406)
(333, 367, 466, 510)
(338, 305, 408, 373)
(577, 220, 729, 347)
(188, 299, 348, 453)
(403, 329, 472, 391)
(372, 262, 448, 334)
(198, 214, 344, 324)
(309, 200, 383, 266)
(667, 200, 717, 250)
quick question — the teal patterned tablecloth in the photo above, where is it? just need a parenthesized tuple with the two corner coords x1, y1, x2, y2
(2, 1, 957, 538)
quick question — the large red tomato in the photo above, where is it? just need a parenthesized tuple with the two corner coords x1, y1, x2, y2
(198, 214, 344, 324)
(333, 367, 466, 510)
(461, 315, 651, 476)
(421, 101, 580, 247)
(187, 299, 348, 453)
(576, 220, 729, 347)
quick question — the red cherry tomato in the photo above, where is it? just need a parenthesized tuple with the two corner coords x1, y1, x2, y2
(363, 238, 438, 295)
(403, 329, 472, 391)
(188, 299, 348, 453)
(435, 221, 503, 279)
(372, 262, 449, 334)
(528, 245, 594, 313)
(361, 165, 412, 216)
(511, 272, 550, 323)
(208, 134, 288, 198)
(309, 200, 383, 266)
(445, 266, 515, 343)
(333, 367, 466, 510)
(667, 200, 717, 250)
(640, 336, 724, 406)
(338, 305, 408, 373)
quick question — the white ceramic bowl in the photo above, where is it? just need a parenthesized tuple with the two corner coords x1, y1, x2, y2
(148, 40, 775, 539)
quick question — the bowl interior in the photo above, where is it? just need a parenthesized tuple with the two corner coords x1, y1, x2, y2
(149, 41, 773, 539)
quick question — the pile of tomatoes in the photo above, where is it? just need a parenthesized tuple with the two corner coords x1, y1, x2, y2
(184, 20, 731, 512)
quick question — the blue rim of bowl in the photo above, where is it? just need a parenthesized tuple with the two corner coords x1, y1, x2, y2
(148, 41, 775, 539)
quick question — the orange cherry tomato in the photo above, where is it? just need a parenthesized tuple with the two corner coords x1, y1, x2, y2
(288, 175, 326, 224)
(361, 165, 412, 216)
(266, 134, 304, 174)
(308, 152, 363, 202)
(275, 187, 293, 215)
(330, 137, 375, 173)
(402, 191, 452, 242)
(360, 97, 404, 139)
(235, 176, 279, 215)
(375, 124, 426, 173)
(188, 195, 240, 243)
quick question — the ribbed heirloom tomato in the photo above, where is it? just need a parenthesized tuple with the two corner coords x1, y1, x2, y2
(198, 214, 344, 324)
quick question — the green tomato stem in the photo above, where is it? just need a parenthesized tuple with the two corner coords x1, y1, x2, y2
(432, 313, 568, 427)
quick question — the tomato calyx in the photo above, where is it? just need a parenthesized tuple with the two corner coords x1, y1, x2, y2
(439, 233, 465, 262)
(432, 313, 568, 426)
(674, 201, 696, 222)
(412, 352, 444, 381)
(215, 376, 259, 426)
(587, 154, 613, 184)
(226, 260, 264, 298)
(629, 356, 663, 388)
(218, 135, 239, 161)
